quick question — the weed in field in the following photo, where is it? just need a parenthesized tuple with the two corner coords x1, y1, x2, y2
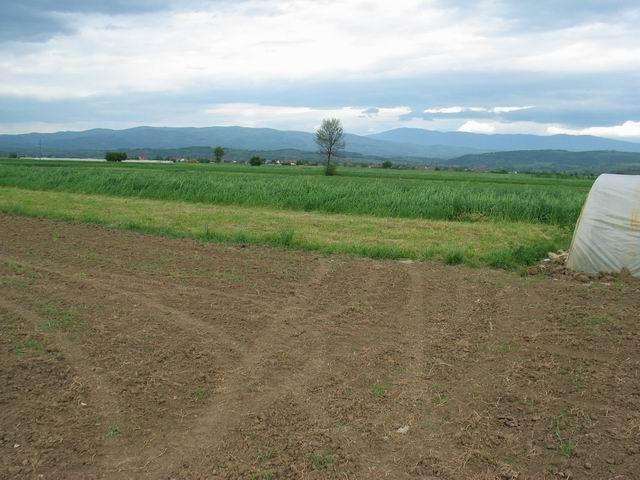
(310, 452, 334, 469)
(251, 451, 277, 480)
(484, 239, 562, 269)
(334, 420, 350, 432)
(563, 313, 612, 329)
(372, 384, 387, 399)
(1, 260, 35, 288)
(586, 314, 610, 326)
(559, 440, 576, 458)
(444, 250, 464, 265)
(418, 418, 433, 430)
(0, 276, 32, 289)
(251, 470, 275, 480)
(257, 450, 275, 462)
(487, 340, 514, 354)
(552, 415, 576, 458)
(15, 338, 45, 355)
(350, 243, 406, 260)
(217, 271, 243, 282)
(38, 304, 79, 331)
(270, 229, 296, 247)
(612, 278, 632, 291)
(190, 386, 208, 401)
(431, 383, 449, 406)
(106, 423, 121, 437)
(7, 261, 32, 275)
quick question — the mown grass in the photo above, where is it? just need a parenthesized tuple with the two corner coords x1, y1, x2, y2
(0, 160, 589, 225)
(0, 187, 571, 269)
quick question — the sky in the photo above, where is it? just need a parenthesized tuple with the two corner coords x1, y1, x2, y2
(1, 0, 639, 140)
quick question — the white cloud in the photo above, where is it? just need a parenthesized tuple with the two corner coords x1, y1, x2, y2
(491, 106, 533, 113)
(204, 103, 412, 132)
(0, 1, 490, 99)
(507, 22, 640, 72)
(456, 119, 640, 141)
(424, 106, 465, 114)
(547, 121, 640, 139)
(457, 120, 560, 136)
(1, 1, 638, 100)
(425, 105, 533, 114)
(457, 120, 496, 134)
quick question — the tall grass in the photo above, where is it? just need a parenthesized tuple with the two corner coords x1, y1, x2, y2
(0, 158, 596, 187)
(0, 161, 589, 225)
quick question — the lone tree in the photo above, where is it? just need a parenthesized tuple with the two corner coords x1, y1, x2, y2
(105, 151, 127, 162)
(315, 118, 345, 175)
(213, 146, 225, 163)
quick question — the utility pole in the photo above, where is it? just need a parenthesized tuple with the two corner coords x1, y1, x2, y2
(39, 139, 42, 160)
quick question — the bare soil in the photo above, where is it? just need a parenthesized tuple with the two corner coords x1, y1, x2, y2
(1, 214, 639, 480)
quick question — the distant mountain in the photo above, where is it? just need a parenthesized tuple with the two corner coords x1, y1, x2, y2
(3, 126, 640, 170)
(0, 126, 481, 159)
(367, 128, 640, 153)
(444, 150, 640, 174)
(0, 126, 314, 151)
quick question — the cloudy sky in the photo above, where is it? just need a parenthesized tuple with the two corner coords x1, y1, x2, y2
(1, 0, 639, 140)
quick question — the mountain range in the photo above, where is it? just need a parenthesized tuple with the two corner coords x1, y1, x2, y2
(2, 125, 640, 160)
(446, 150, 640, 174)
(367, 128, 640, 152)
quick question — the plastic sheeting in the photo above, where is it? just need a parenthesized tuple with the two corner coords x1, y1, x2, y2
(567, 174, 640, 277)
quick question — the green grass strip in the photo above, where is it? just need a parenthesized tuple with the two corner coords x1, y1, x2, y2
(0, 187, 572, 269)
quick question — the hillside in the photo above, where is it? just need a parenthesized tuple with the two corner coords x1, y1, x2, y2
(367, 128, 640, 153)
(445, 150, 640, 174)
(3, 126, 640, 173)
(0, 126, 481, 160)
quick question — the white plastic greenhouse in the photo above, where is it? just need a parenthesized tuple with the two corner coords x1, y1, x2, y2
(567, 174, 640, 277)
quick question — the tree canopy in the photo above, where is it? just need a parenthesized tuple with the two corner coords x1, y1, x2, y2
(314, 118, 345, 175)
(213, 146, 225, 163)
(105, 151, 127, 162)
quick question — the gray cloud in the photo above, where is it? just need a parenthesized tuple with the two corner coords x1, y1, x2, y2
(2, 70, 639, 133)
(0, 4, 71, 43)
(499, 0, 640, 29)
(1, 0, 639, 136)
(360, 107, 380, 117)
(4, 0, 640, 45)
(438, 0, 640, 30)
(0, 0, 228, 43)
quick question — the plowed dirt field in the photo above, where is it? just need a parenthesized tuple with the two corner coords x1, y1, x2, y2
(1, 214, 638, 479)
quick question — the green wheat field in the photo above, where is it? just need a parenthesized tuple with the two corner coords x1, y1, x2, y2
(0, 159, 592, 269)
